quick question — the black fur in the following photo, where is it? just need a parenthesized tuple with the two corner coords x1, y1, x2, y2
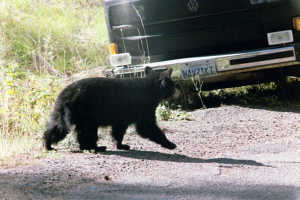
(43, 68, 177, 152)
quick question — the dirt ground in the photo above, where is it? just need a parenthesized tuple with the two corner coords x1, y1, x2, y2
(1, 101, 300, 200)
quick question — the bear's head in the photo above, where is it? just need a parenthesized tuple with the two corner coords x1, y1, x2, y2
(145, 67, 180, 100)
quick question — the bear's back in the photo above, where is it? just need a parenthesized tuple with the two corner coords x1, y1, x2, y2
(57, 77, 159, 125)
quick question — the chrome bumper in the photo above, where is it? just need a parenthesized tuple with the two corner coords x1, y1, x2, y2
(107, 45, 299, 79)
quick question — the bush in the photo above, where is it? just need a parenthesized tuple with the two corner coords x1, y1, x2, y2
(156, 103, 191, 121)
(0, 63, 62, 161)
(0, 63, 61, 137)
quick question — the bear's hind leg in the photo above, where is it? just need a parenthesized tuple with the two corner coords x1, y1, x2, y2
(111, 124, 130, 150)
(136, 121, 176, 150)
(76, 124, 106, 152)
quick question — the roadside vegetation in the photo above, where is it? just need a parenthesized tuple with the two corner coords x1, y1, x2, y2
(0, 63, 61, 165)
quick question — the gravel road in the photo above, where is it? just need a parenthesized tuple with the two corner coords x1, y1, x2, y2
(1, 104, 300, 200)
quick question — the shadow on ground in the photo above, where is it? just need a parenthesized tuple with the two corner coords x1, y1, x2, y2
(102, 150, 267, 167)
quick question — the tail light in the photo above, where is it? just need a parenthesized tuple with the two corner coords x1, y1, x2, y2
(109, 43, 118, 55)
(293, 17, 300, 31)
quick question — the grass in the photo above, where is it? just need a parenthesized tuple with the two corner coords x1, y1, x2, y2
(0, 134, 63, 168)
(0, 64, 61, 136)
(0, 0, 108, 73)
(0, 135, 42, 167)
(0, 63, 63, 166)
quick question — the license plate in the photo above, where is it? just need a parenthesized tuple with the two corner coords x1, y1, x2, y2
(180, 60, 216, 79)
(267, 30, 294, 45)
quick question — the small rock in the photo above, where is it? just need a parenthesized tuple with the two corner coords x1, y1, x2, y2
(104, 175, 111, 181)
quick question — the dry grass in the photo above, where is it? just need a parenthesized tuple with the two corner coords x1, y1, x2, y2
(0, 0, 108, 73)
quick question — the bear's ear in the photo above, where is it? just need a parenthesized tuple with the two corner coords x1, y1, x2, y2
(160, 68, 173, 80)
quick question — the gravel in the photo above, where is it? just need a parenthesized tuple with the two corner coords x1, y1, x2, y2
(1, 105, 300, 200)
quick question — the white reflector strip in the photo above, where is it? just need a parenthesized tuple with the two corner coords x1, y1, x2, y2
(109, 53, 132, 67)
(267, 30, 294, 45)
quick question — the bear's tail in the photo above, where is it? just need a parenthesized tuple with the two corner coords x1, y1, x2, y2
(43, 106, 71, 151)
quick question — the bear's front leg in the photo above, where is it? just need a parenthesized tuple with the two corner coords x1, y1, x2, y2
(136, 121, 176, 150)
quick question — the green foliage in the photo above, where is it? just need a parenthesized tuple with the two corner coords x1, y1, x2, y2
(156, 104, 172, 121)
(156, 103, 191, 121)
(0, 0, 108, 73)
(0, 63, 62, 160)
(0, 63, 61, 137)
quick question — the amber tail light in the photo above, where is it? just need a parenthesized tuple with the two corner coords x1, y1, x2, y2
(109, 43, 118, 55)
(293, 17, 300, 31)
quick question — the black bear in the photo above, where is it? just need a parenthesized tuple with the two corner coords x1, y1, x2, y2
(43, 67, 179, 152)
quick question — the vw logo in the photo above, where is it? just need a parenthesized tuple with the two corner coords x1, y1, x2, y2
(187, 0, 199, 13)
